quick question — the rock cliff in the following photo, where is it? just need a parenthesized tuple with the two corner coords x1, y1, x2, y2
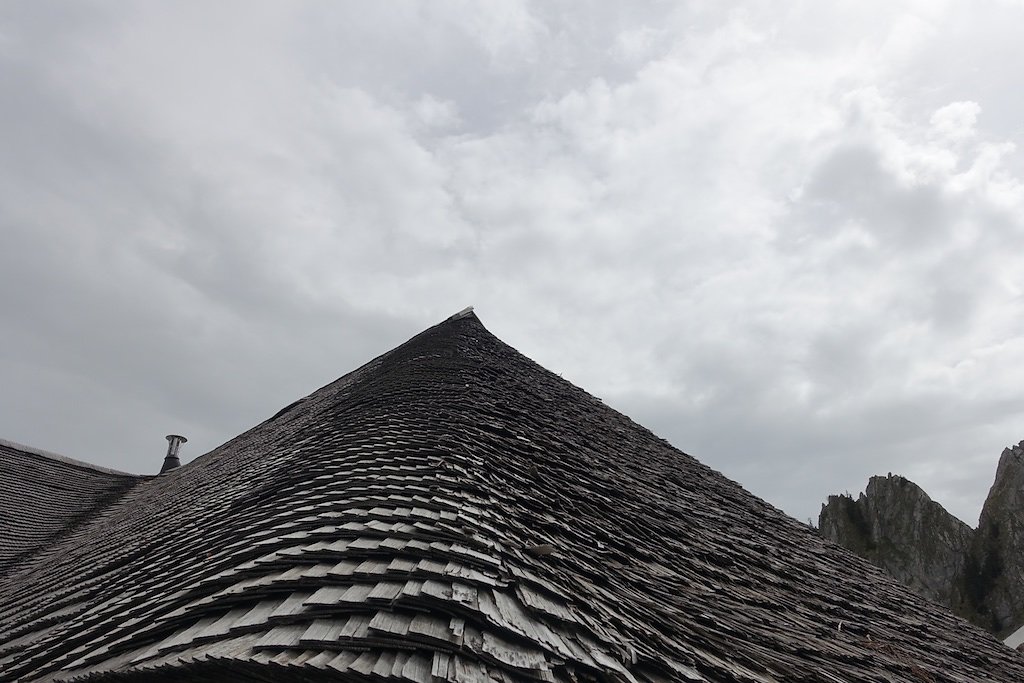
(819, 440, 1024, 637)
(970, 442, 1024, 633)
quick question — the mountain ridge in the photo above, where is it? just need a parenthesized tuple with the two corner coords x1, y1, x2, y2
(819, 439, 1024, 636)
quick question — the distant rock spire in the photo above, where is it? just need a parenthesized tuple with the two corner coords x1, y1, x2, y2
(819, 439, 1024, 637)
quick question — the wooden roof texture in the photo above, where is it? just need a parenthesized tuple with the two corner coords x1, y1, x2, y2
(0, 439, 142, 575)
(2, 312, 1023, 682)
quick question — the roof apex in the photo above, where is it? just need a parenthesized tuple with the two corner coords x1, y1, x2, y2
(446, 305, 475, 321)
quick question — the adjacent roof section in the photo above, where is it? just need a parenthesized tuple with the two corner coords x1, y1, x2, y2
(2, 312, 1024, 682)
(0, 439, 142, 576)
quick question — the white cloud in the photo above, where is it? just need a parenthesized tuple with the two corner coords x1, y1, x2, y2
(930, 101, 981, 142)
(3, 0, 1024, 526)
(412, 95, 463, 130)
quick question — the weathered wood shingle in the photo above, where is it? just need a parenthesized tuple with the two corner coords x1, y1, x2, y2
(2, 313, 1023, 682)
(0, 440, 142, 575)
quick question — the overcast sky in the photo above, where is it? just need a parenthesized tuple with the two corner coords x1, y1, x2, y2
(3, 1, 1024, 526)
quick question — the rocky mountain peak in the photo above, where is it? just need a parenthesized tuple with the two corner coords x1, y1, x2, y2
(820, 473, 973, 617)
(820, 440, 1024, 637)
(970, 440, 1024, 634)
(987, 441, 1024, 511)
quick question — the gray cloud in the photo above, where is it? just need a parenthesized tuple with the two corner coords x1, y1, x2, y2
(3, 1, 1024, 527)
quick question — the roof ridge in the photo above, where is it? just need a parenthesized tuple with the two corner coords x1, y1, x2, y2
(0, 437, 139, 478)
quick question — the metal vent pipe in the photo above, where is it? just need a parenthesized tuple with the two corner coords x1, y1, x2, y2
(161, 434, 187, 473)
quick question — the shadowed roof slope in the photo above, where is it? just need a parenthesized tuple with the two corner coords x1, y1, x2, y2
(2, 312, 1023, 682)
(0, 439, 142, 575)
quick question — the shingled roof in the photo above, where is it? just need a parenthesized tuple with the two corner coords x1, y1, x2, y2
(2, 312, 1022, 682)
(0, 439, 142, 576)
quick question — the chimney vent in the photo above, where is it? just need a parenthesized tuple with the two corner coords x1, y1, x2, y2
(161, 434, 187, 473)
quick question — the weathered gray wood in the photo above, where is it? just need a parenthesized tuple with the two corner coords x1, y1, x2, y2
(372, 650, 397, 677)
(408, 613, 453, 644)
(268, 592, 311, 619)
(452, 655, 492, 683)
(367, 581, 404, 601)
(348, 650, 380, 676)
(231, 600, 282, 631)
(403, 652, 434, 683)
(326, 649, 361, 673)
(368, 609, 413, 636)
(337, 614, 371, 638)
(155, 617, 220, 653)
(254, 624, 307, 649)
(299, 618, 346, 644)
(481, 631, 547, 670)
(431, 650, 451, 681)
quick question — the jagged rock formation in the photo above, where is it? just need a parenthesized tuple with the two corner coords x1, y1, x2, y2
(971, 442, 1024, 634)
(820, 440, 1024, 637)
(819, 475, 974, 615)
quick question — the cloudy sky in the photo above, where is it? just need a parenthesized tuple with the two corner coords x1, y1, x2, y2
(3, 1, 1024, 526)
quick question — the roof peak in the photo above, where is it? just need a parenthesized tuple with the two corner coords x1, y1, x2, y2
(446, 305, 475, 321)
